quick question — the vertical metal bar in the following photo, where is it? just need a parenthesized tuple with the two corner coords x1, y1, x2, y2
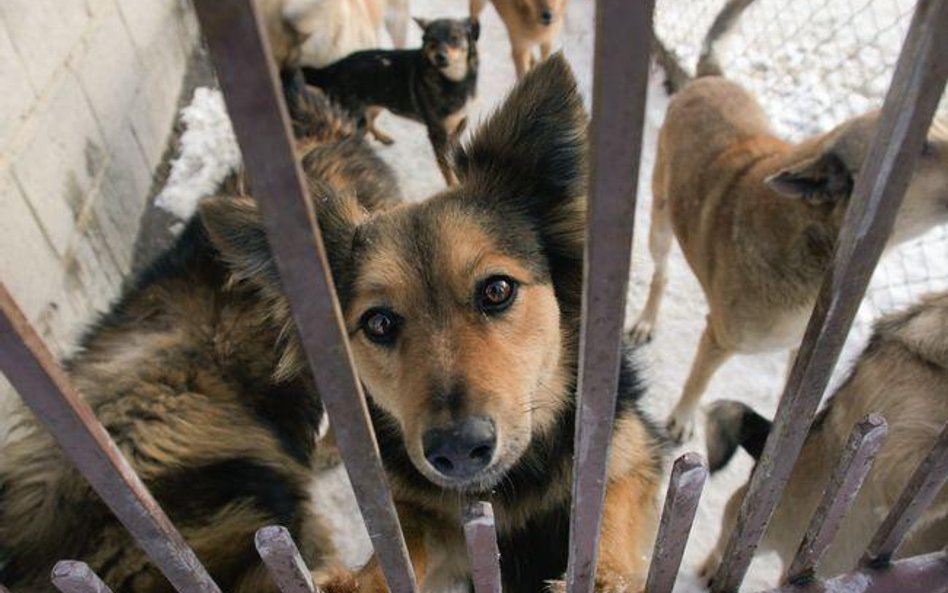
(463, 502, 502, 593)
(51, 561, 113, 593)
(863, 422, 948, 565)
(711, 1, 948, 590)
(784, 415, 888, 584)
(190, 2, 417, 593)
(0, 283, 220, 593)
(644, 452, 708, 593)
(565, 1, 655, 593)
(255, 526, 318, 593)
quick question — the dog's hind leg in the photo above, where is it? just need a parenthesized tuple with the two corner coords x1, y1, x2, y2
(667, 322, 732, 442)
(366, 107, 395, 145)
(469, 0, 489, 18)
(629, 193, 674, 345)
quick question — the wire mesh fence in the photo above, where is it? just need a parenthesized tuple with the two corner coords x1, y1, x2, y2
(653, 0, 948, 366)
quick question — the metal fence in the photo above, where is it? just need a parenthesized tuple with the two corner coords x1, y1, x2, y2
(1, 1, 947, 593)
(653, 0, 948, 370)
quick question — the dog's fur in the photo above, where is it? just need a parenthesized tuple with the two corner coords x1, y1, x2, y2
(470, 0, 568, 78)
(301, 17, 479, 186)
(701, 292, 948, 583)
(0, 82, 399, 593)
(632, 8, 948, 441)
(215, 56, 666, 593)
(258, 0, 411, 68)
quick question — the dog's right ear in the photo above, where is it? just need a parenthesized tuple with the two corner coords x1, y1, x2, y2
(413, 17, 430, 30)
(454, 52, 587, 209)
(765, 149, 854, 204)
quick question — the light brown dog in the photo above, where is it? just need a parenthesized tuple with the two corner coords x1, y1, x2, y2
(470, 0, 568, 78)
(632, 69, 948, 441)
(258, 0, 411, 68)
(701, 292, 948, 583)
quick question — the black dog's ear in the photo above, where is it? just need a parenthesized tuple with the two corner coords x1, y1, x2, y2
(413, 16, 430, 30)
(765, 150, 854, 204)
(455, 52, 586, 206)
(466, 17, 480, 41)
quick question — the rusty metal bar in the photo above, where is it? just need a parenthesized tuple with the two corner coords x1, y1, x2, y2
(51, 561, 113, 593)
(565, 1, 654, 593)
(710, 1, 948, 590)
(0, 283, 220, 593)
(784, 414, 888, 584)
(463, 502, 502, 593)
(764, 551, 948, 593)
(644, 452, 708, 593)
(255, 526, 318, 593)
(862, 422, 948, 565)
(190, 2, 417, 593)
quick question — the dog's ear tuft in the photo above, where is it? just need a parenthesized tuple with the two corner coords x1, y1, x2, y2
(413, 17, 430, 30)
(765, 150, 854, 204)
(455, 52, 586, 201)
(466, 17, 480, 41)
(200, 196, 279, 288)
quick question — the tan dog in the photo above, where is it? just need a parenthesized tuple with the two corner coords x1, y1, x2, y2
(258, 0, 411, 68)
(470, 0, 568, 78)
(632, 69, 948, 441)
(701, 292, 948, 583)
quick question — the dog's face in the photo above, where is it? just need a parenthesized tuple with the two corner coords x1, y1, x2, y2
(517, 0, 568, 26)
(766, 113, 948, 244)
(415, 17, 479, 82)
(201, 55, 586, 493)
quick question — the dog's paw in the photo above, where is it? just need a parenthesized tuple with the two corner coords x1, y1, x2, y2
(666, 410, 695, 443)
(628, 319, 655, 345)
(697, 553, 720, 588)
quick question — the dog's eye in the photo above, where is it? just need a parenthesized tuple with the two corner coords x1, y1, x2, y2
(360, 308, 400, 345)
(477, 276, 518, 314)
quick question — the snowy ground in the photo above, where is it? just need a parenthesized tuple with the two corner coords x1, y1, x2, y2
(42, 0, 948, 591)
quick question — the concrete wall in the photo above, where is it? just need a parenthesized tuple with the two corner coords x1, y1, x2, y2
(0, 0, 199, 438)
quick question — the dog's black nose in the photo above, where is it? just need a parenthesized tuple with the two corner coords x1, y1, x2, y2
(435, 52, 449, 67)
(423, 418, 496, 479)
(540, 10, 553, 25)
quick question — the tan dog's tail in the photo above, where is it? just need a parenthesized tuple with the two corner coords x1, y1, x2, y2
(705, 400, 771, 472)
(653, 0, 758, 93)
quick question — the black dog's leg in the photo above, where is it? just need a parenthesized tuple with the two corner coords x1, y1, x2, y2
(427, 122, 458, 186)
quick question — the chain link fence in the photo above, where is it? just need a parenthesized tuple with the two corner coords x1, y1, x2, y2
(653, 0, 948, 364)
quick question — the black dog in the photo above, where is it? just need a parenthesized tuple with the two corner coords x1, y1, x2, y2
(301, 17, 479, 186)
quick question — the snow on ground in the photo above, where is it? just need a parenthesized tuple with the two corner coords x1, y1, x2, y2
(138, 0, 947, 591)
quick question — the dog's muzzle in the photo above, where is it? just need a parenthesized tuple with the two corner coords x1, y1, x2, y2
(435, 52, 450, 67)
(423, 417, 496, 480)
(540, 10, 554, 25)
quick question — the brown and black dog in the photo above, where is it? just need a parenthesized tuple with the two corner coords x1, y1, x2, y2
(470, 0, 569, 78)
(0, 81, 398, 593)
(220, 56, 667, 593)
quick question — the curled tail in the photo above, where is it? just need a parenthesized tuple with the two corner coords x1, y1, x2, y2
(280, 68, 364, 144)
(705, 400, 772, 472)
(653, 0, 758, 93)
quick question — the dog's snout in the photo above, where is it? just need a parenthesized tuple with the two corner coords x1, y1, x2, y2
(540, 10, 553, 25)
(423, 417, 496, 479)
(435, 51, 449, 67)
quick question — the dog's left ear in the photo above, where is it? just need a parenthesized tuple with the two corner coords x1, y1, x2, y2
(466, 17, 480, 41)
(413, 17, 430, 30)
(455, 52, 586, 212)
(765, 149, 854, 204)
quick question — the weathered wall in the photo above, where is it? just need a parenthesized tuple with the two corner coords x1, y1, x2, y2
(0, 0, 199, 439)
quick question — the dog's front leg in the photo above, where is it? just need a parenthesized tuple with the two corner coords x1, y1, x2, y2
(427, 123, 458, 186)
(548, 474, 660, 593)
(315, 509, 429, 593)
